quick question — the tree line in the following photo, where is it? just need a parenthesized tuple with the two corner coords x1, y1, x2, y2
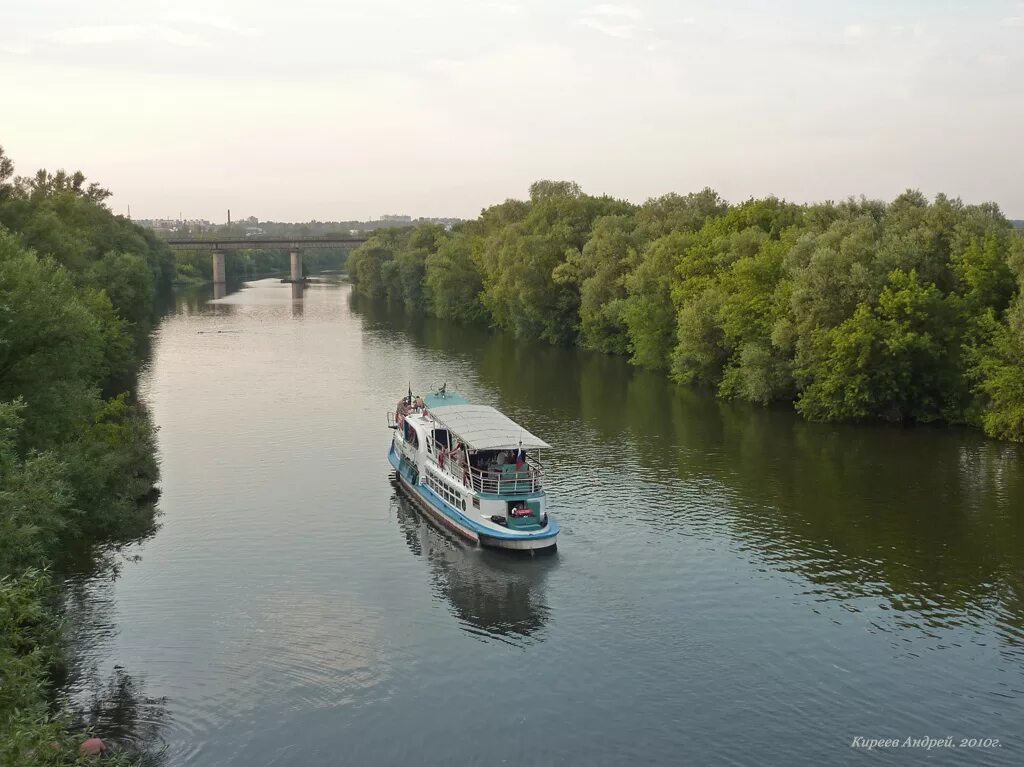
(1, 146, 171, 764)
(348, 180, 1024, 442)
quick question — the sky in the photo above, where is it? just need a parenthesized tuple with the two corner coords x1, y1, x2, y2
(1, 0, 1022, 221)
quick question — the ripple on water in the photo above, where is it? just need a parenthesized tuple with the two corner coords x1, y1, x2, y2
(58, 282, 1024, 766)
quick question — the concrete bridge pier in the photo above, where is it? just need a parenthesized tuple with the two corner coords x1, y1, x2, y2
(212, 250, 226, 284)
(289, 250, 303, 282)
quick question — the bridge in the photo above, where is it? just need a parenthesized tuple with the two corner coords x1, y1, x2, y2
(165, 236, 370, 283)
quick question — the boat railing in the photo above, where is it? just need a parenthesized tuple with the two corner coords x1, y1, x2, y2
(427, 438, 542, 495)
(390, 400, 430, 430)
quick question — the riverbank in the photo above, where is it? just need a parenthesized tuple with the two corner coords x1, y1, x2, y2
(0, 148, 167, 765)
(348, 182, 1024, 442)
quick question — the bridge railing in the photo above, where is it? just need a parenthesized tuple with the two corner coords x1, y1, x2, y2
(164, 236, 369, 249)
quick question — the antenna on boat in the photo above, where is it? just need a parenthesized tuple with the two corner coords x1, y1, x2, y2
(406, 383, 412, 406)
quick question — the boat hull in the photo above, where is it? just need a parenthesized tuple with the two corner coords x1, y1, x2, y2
(389, 446, 558, 551)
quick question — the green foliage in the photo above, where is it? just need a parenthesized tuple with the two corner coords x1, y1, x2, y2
(0, 229, 107, 448)
(0, 161, 174, 300)
(0, 402, 73, 576)
(424, 234, 488, 322)
(796, 271, 960, 422)
(621, 231, 690, 370)
(346, 175, 1024, 441)
(975, 296, 1024, 441)
(554, 215, 637, 354)
(0, 146, 160, 761)
(476, 183, 634, 344)
(0, 570, 65, 767)
(85, 251, 155, 331)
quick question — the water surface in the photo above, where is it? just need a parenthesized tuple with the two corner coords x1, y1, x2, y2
(64, 278, 1024, 766)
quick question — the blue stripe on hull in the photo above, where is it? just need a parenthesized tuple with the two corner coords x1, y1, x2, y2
(388, 445, 559, 546)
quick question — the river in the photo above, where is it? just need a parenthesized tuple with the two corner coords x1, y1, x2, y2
(60, 277, 1024, 766)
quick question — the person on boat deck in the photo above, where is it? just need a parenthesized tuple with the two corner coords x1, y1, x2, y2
(495, 449, 510, 466)
(413, 395, 425, 410)
(516, 447, 526, 470)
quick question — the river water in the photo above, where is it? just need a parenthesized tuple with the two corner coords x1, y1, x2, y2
(61, 277, 1024, 766)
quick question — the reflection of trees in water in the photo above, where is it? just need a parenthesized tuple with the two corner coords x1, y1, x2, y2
(60, 561, 169, 765)
(353, 295, 1024, 647)
(71, 667, 169, 767)
(391, 483, 555, 644)
(661, 395, 1024, 631)
(58, 499, 161, 580)
(172, 282, 243, 316)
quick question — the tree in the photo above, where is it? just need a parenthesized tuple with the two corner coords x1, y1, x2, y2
(553, 215, 637, 354)
(797, 270, 959, 422)
(621, 232, 692, 371)
(0, 231, 106, 448)
(477, 182, 633, 344)
(633, 188, 727, 241)
(424, 233, 488, 322)
(975, 297, 1024, 441)
(85, 251, 156, 331)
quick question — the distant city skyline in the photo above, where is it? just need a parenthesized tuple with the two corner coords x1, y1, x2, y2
(130, 213, 462, 226)
(3, 0, 1023, 219)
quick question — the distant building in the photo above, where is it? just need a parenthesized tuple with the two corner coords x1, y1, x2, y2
(379, 214, 413, 224)
(135, 218, 211, 233)
(244, 226, 265, 237)
(415, 216, 462, 231)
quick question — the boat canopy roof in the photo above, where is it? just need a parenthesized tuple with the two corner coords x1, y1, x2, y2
(428, 404, 551, 451)
(423, 391, 468, 408)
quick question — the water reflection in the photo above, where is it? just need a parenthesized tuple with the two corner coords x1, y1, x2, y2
(175, 283, 241, 317)
(391, 484, 554, 644)
(354, 295, 1024, 653)
(291, 281, 304, 317)
(61, 573, 170, 766)
(73, 668, 169, 767)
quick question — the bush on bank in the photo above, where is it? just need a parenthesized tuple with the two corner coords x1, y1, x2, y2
(348, 181, 1024, 441)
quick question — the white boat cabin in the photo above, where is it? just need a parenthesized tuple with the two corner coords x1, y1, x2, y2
(390, 391, 551, 532)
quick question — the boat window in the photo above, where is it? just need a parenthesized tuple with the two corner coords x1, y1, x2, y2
(472, 498, 480, 509)
(432, 429, 450, 450)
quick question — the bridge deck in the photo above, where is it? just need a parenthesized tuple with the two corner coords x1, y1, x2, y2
(165, 236, 369, 250)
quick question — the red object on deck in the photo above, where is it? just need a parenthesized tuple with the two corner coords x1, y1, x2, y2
(80, 738, 106, 756)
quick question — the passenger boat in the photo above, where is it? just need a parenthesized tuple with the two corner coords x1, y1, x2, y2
(387, 386, 559, 551)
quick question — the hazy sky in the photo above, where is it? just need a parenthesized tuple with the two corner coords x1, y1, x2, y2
(2, 0, 1022, 221)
